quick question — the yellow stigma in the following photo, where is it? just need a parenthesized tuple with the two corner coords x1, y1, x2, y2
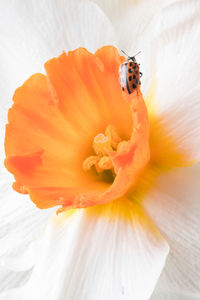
(83, 125, 123, 173)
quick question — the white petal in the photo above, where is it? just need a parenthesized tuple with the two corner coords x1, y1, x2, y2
(0, 170, 56, 294)
(0, 200, 169, 300)
(1, 242, 37, 272)
(92, 0, 180, 97)
(143, 163, 200, 296)
(0, 0, 117, 119)
(156, 0, 200, 33)
(0, 171, 55, 257)
(92, 0, 178, 52)
(149, 1, 200, 160)
(0, 286, 27, 300)
(152, 289, 200, 300)
(0, 269, 30, 294)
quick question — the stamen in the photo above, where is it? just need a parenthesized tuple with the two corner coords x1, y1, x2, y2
(105, 125, 122, 149)
(83, 125, 127, 175)
(98, 156, 113, 170)
(82, 156, 99, 172)
(93, 133, 112, 156)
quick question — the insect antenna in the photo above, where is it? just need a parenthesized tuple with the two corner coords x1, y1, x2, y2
(134, 51, 141, 57)
(121, 50, 141, 62)
(121, 49, 130, 57)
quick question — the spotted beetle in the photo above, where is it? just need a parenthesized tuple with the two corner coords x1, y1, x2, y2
(119, 50, 142, 94)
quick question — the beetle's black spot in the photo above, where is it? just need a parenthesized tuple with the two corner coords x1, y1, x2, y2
(133, 75, 136, 79)
(135, 70, 139, 75)
(129, 62, 133, 67)
(128, 76, 132, 81)
(132, 84, 136, 89)
(136, 79, 139, 85)
(128, 68, 133, 73)
(122, 87, 125, 91)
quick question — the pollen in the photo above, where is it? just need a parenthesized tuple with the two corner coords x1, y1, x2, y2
(83, 125, 124, 174)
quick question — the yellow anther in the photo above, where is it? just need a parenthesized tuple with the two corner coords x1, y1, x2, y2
(95, 162, 104, 173)
(93, 133, 112, 156)
(82, 155, 99, 171)
(83, 125, 127, 175)
(98, 156, 113, 170)
(105, 125, 122, 149)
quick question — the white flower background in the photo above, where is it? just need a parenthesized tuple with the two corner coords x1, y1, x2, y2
(0, 0, 200, 299)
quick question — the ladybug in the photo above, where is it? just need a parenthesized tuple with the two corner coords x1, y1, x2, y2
(119, 50, 142, 94)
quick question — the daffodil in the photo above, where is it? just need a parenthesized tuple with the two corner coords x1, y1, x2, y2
(0, 0, 200, 300)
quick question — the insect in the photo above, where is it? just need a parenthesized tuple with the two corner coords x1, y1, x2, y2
(119, 50, 142, 94)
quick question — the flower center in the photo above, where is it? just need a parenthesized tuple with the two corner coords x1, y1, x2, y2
(83, 125, 125, 175)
